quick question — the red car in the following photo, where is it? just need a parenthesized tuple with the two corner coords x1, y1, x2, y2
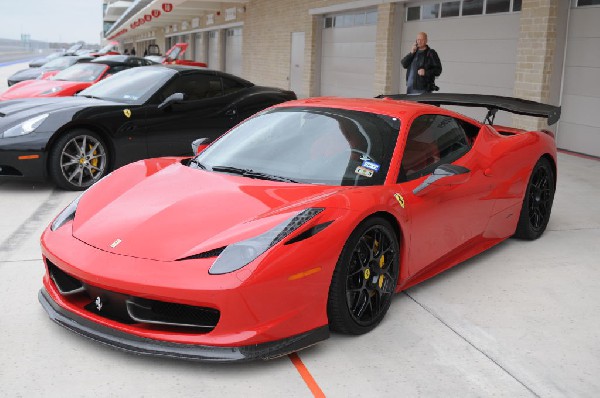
(0, 56, 156, 100)
(145, 42, 207, 68)
(39, 94, 559, 361)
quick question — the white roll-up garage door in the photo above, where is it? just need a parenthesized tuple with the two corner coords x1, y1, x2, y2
(194, 32, 207, 64)
(558, 6, 600, 157)
(400, 2, 521, 125)
(225, 27, 243, 77)
(320, 9, 377, 98)
(207, 31, 220, 71)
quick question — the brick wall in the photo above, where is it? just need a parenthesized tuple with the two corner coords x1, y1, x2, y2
(513, 0, 559, 131)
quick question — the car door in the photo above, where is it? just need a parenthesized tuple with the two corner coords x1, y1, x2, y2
(143, 72, 240, 157)
(396, 114, 499, 276)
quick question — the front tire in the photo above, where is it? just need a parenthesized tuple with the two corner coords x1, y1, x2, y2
(48, 129, 109, 191)
(327, 217, 400, 335)
(514, 157, 555, 240)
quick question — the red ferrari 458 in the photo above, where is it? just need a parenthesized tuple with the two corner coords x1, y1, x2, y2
(0, 56, 155, 100)
(39, 94, 560, 361)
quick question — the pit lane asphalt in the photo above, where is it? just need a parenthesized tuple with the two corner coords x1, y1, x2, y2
(1, 63, 599, 397)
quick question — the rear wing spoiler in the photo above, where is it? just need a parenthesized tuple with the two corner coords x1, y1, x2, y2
(377, 93, 561, 126)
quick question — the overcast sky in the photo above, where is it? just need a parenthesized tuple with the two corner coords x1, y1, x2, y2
(0, 0, 103, 44)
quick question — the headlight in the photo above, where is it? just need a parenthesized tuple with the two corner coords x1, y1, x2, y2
(209, 208, 324, 275)
(51, 194, 83, 231)
(40, 86, 64, 95)
(2, 113, 49, 138)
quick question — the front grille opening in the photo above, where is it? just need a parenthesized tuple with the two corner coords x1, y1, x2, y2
(46, 259, 84, 295)
(46, 261, 220, 332)
(127, 297, 220, 330)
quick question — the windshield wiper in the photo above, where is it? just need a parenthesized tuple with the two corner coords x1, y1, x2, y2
(211, 165, 297, 183)
(189, 158, 206, 169)
(76, 94, 103, 100)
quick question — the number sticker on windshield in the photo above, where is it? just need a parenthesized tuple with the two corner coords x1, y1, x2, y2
(355, 166, 374, 178)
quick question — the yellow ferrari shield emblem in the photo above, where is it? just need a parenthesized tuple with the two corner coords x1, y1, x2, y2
(123, 109, 132, 118)
(364, 268, 371, 280)
(394, 193, 405, 208)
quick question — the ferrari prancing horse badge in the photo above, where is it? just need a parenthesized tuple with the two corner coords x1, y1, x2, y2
(394, 193, 405, 208)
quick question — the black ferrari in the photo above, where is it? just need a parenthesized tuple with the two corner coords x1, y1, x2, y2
(0, 65, 296, 190)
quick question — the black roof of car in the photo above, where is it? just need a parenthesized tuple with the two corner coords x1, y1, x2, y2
(90, 55, 156, 66)
(161, 65, 254, 86)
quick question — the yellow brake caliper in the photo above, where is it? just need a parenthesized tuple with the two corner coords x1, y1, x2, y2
(89, 144, 98, 174)
(376, 239, 385, 288)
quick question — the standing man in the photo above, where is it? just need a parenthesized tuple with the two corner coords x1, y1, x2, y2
(401, 32, 442, 94)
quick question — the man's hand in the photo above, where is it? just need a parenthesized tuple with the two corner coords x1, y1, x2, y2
(411, 43, 417, 53)
(418, 68, 425, 76)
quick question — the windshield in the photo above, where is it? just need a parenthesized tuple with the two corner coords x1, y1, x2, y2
(98, 42, 116, 54)
(196, 107, 401, 186)
(66, 42, 83, 53)
(42, 53, 62, 62)
(166, 46, 182, 61)
(43, 57, 78, 69)
(52, 63, 107, 82)
(145, 55, 165, 63)
(77, 66, 175, 104)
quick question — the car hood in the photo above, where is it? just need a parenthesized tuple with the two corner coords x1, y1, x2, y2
(72, 160, 351, 261)
(0, 80, 88, 100)
(0, 96, 117, 124)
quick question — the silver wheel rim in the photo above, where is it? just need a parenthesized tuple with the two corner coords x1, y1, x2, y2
(60, 135, 107, 188)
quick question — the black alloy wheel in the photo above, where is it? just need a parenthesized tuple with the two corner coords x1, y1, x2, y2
(328, 217, 400, 335)
(514, 157, 555, 240)
(49, 129, 109, 191)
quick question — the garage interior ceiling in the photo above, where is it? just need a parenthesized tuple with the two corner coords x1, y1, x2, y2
(106, 0, 248, 39)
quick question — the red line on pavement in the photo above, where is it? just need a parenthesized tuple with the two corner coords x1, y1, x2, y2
(289, 353, 326, 398)
(558, 149, 600, 161)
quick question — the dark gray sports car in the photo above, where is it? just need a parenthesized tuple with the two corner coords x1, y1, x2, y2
(0, 65, 296, 190)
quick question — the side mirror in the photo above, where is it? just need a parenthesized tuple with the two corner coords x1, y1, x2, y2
(413, 164, 470, 196)
(158, 92, 185, 110)
(191, 138, 210, 155)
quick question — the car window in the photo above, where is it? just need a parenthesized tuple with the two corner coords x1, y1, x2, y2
(78, 66, 175, 104)
(159, 74, 223, 101)
(52, 63, 106, 82)
(222, 77, 246, 95)
(197, 107, 401, 186)
(399, 114, 470, 182)
(108, 65, 129, 74)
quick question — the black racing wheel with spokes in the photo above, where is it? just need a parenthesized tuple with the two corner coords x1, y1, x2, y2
(514, 157, 555, 240)
(48, 129, 109, 191)
(328, 217, 400, 335)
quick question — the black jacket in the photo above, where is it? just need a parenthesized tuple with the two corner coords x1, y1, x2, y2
(401, 46, 442, 92)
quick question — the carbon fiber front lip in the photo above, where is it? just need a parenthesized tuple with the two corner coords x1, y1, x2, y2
(39, 288, 329, 362)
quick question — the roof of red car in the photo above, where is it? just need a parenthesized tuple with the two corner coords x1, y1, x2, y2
(274, 96, 453, 120)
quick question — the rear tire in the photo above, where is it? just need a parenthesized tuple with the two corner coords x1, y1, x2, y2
(514, 157, 555, 240)
(327, 217, 400, 335)
(48, 129, 109, 191)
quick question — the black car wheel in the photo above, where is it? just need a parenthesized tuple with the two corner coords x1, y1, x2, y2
(49, 129, 109, 191)
(328, 217, 400, 335)
(514, 157, 555, 240)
